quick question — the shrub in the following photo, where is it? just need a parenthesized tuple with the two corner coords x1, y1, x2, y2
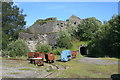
(56, 31, 73, 49)
(36, 44, 51, 53)
(6, 39, 30, 57)
(51, 49, 60, 55)
(2, 50, 10, 57)
(51, 48, 66, 55)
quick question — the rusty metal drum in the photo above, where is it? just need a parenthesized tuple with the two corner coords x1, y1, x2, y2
(72, 51, 77, 59)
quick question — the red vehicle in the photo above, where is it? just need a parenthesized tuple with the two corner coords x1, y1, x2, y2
(28, 52, 45, 66)
(34, 52, 44, 59)
(72, 51, 77, 59)
(28, 52, 35, 63)
(34, 52, 45, 66)
(45, 53, 55, 63)
(28, 52, 35, 59)
(33, 57, 44, 66)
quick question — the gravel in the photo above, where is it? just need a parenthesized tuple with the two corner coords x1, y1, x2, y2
(78, 57, 120, 65)
(2, 59, 67, 78)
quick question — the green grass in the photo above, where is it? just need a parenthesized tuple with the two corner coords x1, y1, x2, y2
(3, 76, 13, 78)
(70, 40, 90, 51)
(8, 72, 20, 74)
(46, 69, 54, 72)
(19, 68, 32, 70)
(101, 57, 120, 61)
(54, 53, 118, 78)
(2, 56, 28, 60)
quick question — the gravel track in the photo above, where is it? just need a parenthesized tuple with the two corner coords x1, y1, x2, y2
(2, 59, 67, 78)
(78, 57, 120, 65)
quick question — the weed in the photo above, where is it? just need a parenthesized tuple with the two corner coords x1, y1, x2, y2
(19, 68, 32, 70)
(46, 69, 53, 72)
(8, 72, 20, 74)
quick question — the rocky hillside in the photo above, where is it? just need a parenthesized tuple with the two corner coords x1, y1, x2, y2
(19, 15, 82, 51)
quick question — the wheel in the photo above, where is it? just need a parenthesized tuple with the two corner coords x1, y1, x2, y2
(34, 60, 36, 65)
(52, 60, 54, 63)
(30, 59, 33, 63)
(48, 61, 50, 63)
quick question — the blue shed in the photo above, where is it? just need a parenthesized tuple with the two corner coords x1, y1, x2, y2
(60, 50, 72, 62)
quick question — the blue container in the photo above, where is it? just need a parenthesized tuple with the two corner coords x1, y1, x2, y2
(60, 50, 72, 62)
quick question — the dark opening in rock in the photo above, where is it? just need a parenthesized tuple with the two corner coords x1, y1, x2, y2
(80, 46, 87, 55)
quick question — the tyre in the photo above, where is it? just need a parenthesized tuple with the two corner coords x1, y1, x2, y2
(52, 60, 54, 63)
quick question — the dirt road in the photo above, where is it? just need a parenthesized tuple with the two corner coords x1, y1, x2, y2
(2, 57, 119, 78)
(2, 58, 66, 78)
(78, 57, 120, 65)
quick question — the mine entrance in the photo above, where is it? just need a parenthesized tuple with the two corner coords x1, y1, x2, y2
(80, 46, 87, 55)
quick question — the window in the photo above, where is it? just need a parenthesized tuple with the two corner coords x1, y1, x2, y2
(74, 22, 76, 25)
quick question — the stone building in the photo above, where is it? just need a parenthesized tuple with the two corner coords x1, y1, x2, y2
(67, 15, 82, 26)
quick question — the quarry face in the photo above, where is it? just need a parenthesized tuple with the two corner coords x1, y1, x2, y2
(19, 15, 82, 51)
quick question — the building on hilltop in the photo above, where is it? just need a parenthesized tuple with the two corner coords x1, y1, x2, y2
(67, 15, 82, 26)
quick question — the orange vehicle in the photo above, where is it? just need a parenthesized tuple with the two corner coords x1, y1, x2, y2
(33, 57, 44, 66)
(34, 52, 45, 66)
(28, 52, 35, 63)
(28, 52, 45, 66)
(71, 51, 77, 59)
(28, 52, 35, 59)
(45, 53, 55, 63)
(34, 52, 44, 59)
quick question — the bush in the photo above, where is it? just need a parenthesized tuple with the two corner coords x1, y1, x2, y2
(6, 39, 30, 57)
(51, 48, 66, 55)
(56, 31, 73, 49)
(51, 49, 60, 55)
(2, 50, 10, 57)
(36, 44, 51, 53)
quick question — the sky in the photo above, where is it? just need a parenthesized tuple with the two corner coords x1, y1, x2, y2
(14, 2, 118, 27)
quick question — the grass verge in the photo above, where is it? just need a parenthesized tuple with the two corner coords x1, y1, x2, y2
(101, 57, 120, 61)
(8, 72, 20, 74)
(19, 68, 32, 70)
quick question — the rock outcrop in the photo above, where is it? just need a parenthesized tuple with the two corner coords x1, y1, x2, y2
(19, 15, 82, 51)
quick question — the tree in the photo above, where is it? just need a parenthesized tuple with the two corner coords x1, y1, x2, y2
(88, 15, 120, 58)
(2, 2, 26, 49)
(75, 17, 102, 41)
(107, 15, 120, 57)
